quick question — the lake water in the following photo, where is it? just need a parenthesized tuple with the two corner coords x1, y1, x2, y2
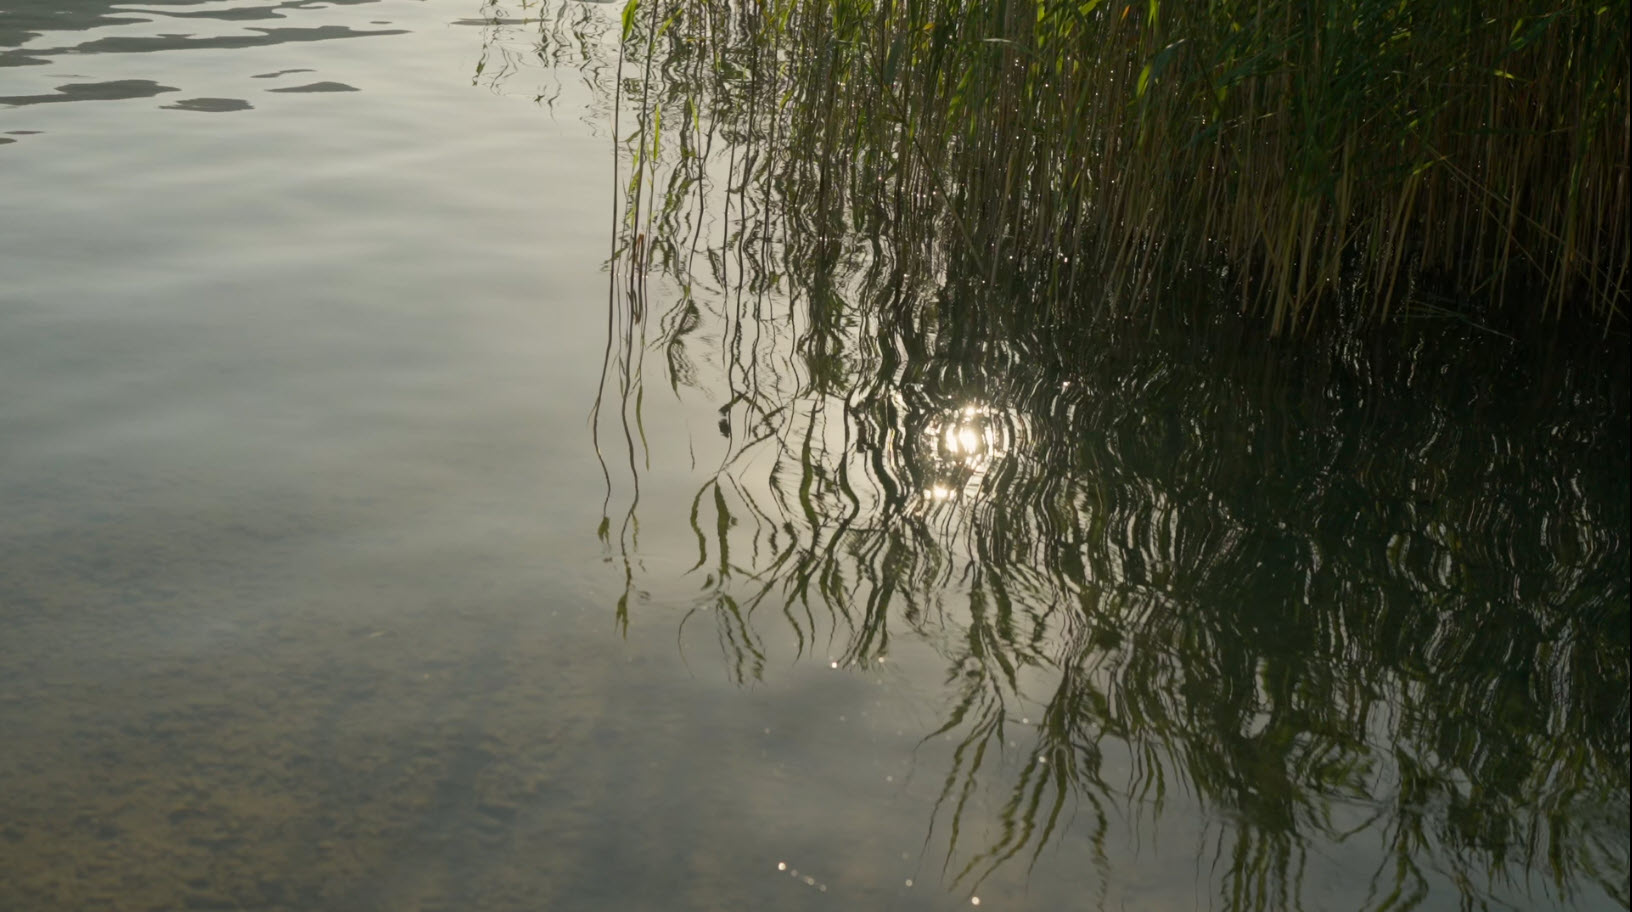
(2, 2, 1628, 911)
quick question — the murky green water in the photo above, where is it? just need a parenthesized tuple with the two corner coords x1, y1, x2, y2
(2, 3, 1627, 911)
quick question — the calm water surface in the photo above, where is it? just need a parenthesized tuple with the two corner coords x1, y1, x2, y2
(2, 3, 1627, 911)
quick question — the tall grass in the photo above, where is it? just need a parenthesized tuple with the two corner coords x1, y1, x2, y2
(610, 0, 1627, 332)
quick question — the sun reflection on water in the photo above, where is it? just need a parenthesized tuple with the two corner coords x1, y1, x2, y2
(914, 402, 1028, 507)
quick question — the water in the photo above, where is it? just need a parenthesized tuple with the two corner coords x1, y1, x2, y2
(2, 3, 1627, 911)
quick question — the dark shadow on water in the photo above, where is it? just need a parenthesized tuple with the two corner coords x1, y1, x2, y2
(0, 0, 403, 149)
(55, 25, 408, 60)
(250, 68, 315, 79)
(266, 81, 358, 93)
(0, 0, 401, 70)
(0, 78, 177, 105)
(161, 96, 254, 112)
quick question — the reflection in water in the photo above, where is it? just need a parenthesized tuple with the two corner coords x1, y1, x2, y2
(0, 0, 402, 68)
(0, 0, 399, 132)
(267, 81, 359, 93)
(508, 3, 1632, 908)
(162, 97, 256, 113)
(0, 78, 178, 106)
(58, 24, 407, 58)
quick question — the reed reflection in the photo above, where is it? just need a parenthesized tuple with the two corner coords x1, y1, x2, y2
(494, 5, 1629, 908)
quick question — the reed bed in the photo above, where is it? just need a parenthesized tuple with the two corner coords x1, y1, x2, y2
(613, 0, 1628, 332)
(493, 3, 1632, 901)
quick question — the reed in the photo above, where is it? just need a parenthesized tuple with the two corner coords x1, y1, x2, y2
(486, 5, 1632, 902)
(609, 0, 1628, 332)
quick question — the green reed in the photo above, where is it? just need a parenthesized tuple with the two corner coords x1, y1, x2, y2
(485, 3, 1631, 905)
(608, 0, 1627, 332)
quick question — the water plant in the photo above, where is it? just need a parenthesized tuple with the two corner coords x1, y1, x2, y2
(478, 3, 1632, 906)
(592, 0, 1629, 333)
